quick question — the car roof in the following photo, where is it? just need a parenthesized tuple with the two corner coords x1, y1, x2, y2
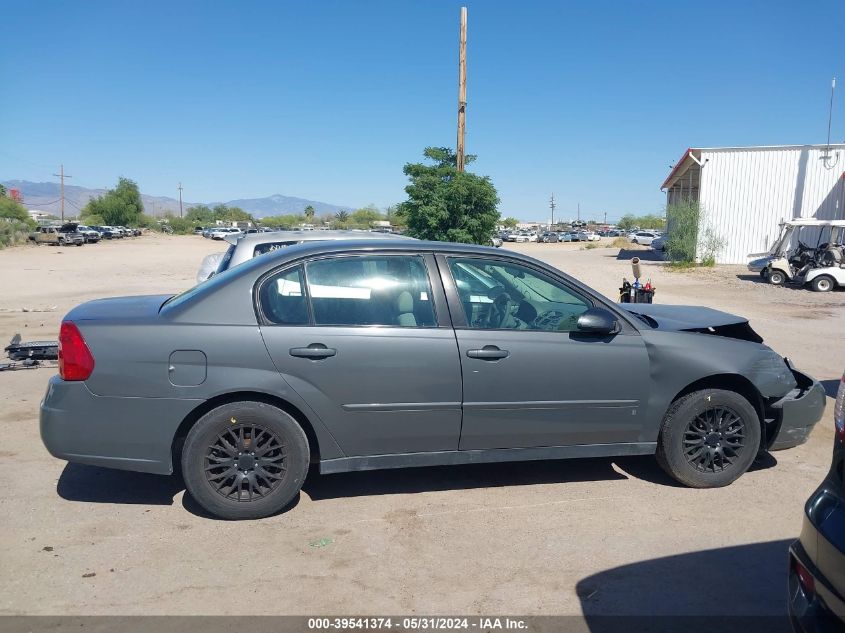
(223, 229, 415, 246)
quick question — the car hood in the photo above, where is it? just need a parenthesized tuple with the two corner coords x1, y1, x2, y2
(620, 303, 763, 343)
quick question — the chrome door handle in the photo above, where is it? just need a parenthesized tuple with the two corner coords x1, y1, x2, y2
(466, 346, 509, 360)
(289, 344, 337, 359)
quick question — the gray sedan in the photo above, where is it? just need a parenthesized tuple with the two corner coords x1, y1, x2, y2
(41, 240, 825, 519)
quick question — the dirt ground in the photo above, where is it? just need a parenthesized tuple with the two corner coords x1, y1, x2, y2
(0, 235, 842, 617)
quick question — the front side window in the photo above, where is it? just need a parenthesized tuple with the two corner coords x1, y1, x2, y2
(448, 258, 590, 332)
(305, 255, 436, 327)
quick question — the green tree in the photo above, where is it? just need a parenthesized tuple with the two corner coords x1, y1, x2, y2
(334, 210, 349, 223)
(185, 205, 215, 225)
(0, 184, 7, 197)
(617, 214, 637, 230)
(501, 217, 519, 229)
(0, 196, 35, 227)
(304, 205, 316, 222)
(83, 177, 144, 226)
(349, 204, 383, 227)
(401, 147, 499, 244)
(261, 214, 302, 228)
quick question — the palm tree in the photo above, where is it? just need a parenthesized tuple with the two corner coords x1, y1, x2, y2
(304, 205, 316, 222)
(334, 210, 349, 223)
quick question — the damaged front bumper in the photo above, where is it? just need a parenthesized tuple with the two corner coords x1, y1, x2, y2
(767, 364, 827, 450)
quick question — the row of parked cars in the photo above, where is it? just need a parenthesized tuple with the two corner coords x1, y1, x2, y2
(28, 222, 141, 246)
(499, 229, 603, 243)
(198, 226, 278, 240)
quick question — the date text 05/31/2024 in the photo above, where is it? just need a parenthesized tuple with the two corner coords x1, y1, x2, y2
(307, 618, 528, 630)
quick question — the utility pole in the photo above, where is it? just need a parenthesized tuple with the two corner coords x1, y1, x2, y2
(826, 77, 836, 154)
(549, 194, 556, 228)
(577, 202, 581, 223)
(604, 211, 607, 226)
(456, 6, 467, 172)
(52, 164, 72, 222)
(178, 182, 184, 218)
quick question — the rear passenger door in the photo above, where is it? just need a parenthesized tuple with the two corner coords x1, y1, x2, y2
(257, 253, 463, 457)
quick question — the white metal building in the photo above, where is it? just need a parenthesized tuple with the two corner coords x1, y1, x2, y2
(661, 144, 845, 263)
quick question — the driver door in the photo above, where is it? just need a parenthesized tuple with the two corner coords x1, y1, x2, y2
(440, 255, 651, 450)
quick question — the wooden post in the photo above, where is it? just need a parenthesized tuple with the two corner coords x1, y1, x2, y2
(456, 7, 467, 172)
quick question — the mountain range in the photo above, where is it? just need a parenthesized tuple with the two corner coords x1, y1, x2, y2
(1, 180, 353, 218)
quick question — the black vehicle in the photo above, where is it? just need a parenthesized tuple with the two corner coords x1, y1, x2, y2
(788, 371, 845, 631)
(539, 231, 559, 243)
(90, 226, 115, 239)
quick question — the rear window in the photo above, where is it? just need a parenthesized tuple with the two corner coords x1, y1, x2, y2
(253, 241, 302, 257)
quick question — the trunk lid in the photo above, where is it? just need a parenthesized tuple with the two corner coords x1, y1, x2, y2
(64, 295, 172, 323)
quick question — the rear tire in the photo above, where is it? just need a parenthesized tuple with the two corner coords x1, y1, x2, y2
(810, 275, 834, 292)
(656, 389, 761, 488)
(181, 401, 310, 520)
(768, 269, 786, 286)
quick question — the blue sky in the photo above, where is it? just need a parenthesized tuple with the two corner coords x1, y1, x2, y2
(2, 0, 843, 222)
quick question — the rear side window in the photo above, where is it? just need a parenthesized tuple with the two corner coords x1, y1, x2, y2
(306, 255, 436, 327)
(258, 266, 309, 325)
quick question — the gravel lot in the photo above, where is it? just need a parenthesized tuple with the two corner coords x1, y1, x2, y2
(0, 235, 842, 617)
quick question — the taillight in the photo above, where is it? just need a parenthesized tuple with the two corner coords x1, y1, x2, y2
(792, 557, 816, 597)
(58, 321, 95, 381)
(835, 373, 845, 443)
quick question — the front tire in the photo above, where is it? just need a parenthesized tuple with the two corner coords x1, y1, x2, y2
(768, 269, 786, 286)
(656, 389, 761, 488)
(181, 401, 310, 519)
(810, 275, 834, 292)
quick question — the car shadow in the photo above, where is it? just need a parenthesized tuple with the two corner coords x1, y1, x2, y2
(576, 539, 794, 630)
(303, 456, 637, 501)
(612, 248, 663, 261)
(821, 379, 841, 399)
(56, 463, 301, 520)
(56, 453, 779, 516)
(57, 463, 184, 506)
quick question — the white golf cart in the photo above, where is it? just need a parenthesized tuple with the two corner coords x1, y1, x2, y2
(747, 219, 845, 291)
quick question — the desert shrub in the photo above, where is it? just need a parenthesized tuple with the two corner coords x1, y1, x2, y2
(665, 200, 723, 267)
(0, 219, 34, 248)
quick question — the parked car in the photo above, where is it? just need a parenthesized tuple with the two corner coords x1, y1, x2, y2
(29, 223, 84, 246)
(558, 232, 573, 242)
(630, 231, 659, 245)
(42, 240, 825, 519)
(210, 227, 242, 240)
(651, 235, 667, 251)
(196, 252, 226, 284)
(490, 236, 503, 248)
(208, 229, 416, 279)
(788, 371, 845, 631)
(75, 225, 101, 243)
(538, 231, 559, 243)
(194, 227, 205, 235)
(89, 226, 116, 239)
(583, 231, 601, 242)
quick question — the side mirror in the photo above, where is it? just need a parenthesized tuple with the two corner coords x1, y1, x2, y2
(576, 307, 619, 334)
